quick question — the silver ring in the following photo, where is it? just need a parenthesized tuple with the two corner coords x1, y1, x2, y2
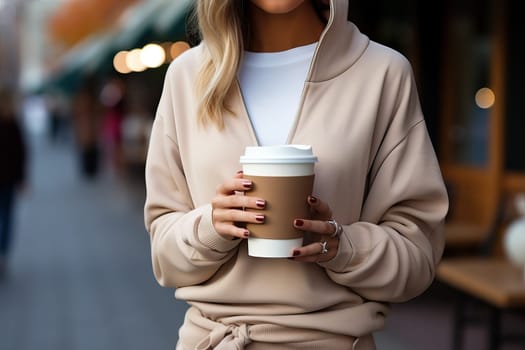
(327, 219, 343, 238)
(319, 241, 328, 254)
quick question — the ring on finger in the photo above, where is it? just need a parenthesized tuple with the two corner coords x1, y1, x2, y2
(327, 219, 343, 238)
(319, 241, 328, 254)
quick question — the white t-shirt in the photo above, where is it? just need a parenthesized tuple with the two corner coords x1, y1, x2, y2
(238, 43, 317, 146)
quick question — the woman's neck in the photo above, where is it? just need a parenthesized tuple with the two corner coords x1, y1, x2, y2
(246, 1, 325, 52)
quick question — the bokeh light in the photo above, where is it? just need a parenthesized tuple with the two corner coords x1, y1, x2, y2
(126, 48, 146, 72)
(113, 50, 131, 74)
(475, 87, 495, 109)
(140, 43, 165, 68)
(170, 41, 190, 61)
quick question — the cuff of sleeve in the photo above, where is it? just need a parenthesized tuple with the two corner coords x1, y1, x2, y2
(318, 227, 354, 271)
(197, 204, 241, 253)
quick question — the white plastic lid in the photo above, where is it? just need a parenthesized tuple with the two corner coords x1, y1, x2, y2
(240, 145, 318, 164)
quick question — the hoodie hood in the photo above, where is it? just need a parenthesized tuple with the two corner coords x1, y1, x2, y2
(307, 0, 370, 82)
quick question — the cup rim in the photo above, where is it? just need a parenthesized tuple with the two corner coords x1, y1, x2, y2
(240, 145, 318, 164)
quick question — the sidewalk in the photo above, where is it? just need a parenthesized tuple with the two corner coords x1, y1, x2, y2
(0, 134, 187, 350)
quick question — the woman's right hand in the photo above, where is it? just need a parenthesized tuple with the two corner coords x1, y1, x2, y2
(211, 171, 266, 240)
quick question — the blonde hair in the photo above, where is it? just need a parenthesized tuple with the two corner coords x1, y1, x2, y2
(193, 0, 326, 128)
(194, 0, 246, 129)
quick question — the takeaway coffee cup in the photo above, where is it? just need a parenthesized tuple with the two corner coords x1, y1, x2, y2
(239, 145, 317, 258)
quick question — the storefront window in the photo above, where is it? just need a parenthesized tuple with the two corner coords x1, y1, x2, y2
(504, 5, 525, 172)
(447, 10, 492, 167)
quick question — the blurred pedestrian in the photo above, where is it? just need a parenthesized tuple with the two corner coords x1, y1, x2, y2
(72, 76, 101, 179)
(100, 77, 126, 177)
(0, 89, 27, 278)
(46, 89, 70, 144)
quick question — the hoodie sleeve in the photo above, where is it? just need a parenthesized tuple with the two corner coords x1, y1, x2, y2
(319, 57, 449, 302)
(144, 62, 241, 288)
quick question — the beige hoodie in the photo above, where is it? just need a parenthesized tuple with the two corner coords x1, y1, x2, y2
(144, 0, 449, 348)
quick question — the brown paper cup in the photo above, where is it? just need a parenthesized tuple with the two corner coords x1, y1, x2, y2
(240, 145, 317, 258)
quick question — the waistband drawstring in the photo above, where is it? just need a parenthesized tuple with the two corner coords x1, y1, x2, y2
(196, 323, 251, 350)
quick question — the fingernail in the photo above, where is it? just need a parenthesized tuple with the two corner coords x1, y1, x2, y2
(237, 170, 244, 175)
(293, 250, 300, 256)
(308, 195, 317, 204)
(243, 181, 252, 189)
(294, 219, 304, 227)
(255, 215, 265, 222)
(256, 200, 265, 208)
(243, 230, 250, 238)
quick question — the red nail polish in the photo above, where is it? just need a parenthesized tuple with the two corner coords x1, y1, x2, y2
(237, 170, 244, 175)
(294, 219, 304, 227)
(243, 181, 252, 189)
(243, 230, 250, 238)
(308, 196, 317, 204)
(293, 250, 300, 256)
(255, 215, 265, 222)
(256, 200, 265, 208)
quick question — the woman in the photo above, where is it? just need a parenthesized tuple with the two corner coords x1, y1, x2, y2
(144, 0, 449, 348)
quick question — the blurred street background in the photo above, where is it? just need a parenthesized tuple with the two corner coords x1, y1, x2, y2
(0, 122, 188, 349)
(1, 0, 524, 349)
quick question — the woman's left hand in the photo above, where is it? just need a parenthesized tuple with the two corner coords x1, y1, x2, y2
(291, 195, 342, 263)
